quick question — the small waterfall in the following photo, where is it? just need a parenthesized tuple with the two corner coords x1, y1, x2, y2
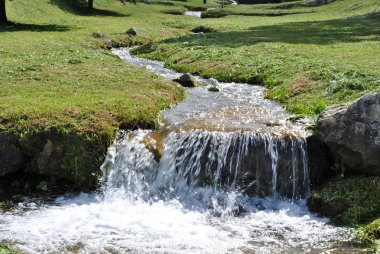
(183, 11, 202, 18)
(101, 129, 310, 217)
(100, 130, 158, 200)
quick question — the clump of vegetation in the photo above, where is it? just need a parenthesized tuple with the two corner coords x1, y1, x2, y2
(357, 219, 380, 250)
(208, 86, 219, 92)
(308, 177, 380, 225)
(0, 242, 20, 254)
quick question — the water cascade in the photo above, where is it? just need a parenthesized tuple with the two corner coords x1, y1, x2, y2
(0, 49, 356, 254)
(183, 11, 202, 18)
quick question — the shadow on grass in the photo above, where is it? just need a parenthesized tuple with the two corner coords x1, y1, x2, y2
(230, 11, 316, 17)
(163, 11, 380, 46)
(0, 22, 72, 32)
(50, 0, 129, 17)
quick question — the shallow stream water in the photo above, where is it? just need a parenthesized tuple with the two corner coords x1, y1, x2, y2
(0, 48, 361, 254)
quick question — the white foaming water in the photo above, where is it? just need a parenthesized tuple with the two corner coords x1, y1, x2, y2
(0, 131, 354, 253)
(183, 11, 202, 18)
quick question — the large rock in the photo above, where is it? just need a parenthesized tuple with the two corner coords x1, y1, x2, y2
(173, 73, 200, 88)
(316, 93, 380, 176)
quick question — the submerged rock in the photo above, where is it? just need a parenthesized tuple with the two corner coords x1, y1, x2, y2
(173, 73, 201, 88)
(316, 93, 380, 176)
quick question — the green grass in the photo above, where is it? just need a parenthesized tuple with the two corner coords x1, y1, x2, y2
(134, 0, 380, 115)
(0, 243, 20, 254)
(1, 0, 187, 135)
(0, 0, 188, 188)
(357, 219, 380, 250)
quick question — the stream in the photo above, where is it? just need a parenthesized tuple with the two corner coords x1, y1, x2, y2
(0, 48, 361, 253)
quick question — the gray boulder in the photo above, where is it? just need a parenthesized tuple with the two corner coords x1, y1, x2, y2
(173, 73, 200, 88)
(316, 93, 380, 176)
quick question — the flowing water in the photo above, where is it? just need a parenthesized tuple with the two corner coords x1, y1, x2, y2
(0, 48, 358, 254)
(183, 11, 202, 18)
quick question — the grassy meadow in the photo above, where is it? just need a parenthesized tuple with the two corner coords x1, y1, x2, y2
(135, 0, 380, 115)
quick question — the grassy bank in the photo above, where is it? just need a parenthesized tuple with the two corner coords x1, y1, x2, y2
(0, 0, 187, 189)
(135, 0, 380, 116)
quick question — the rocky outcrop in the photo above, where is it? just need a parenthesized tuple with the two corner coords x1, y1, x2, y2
(0, 131, 106, 191)
(173, 73, 201, 88)
(316, 93, 380, 176)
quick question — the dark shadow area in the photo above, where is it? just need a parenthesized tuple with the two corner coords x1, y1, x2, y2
(161, 11, 380, 47)
(230, 11, 315, 16)
(0, 21, 72, 32)
(264, 0, 335, 9)
(199, 9, 315, 19)
(49, 0, 129, 17)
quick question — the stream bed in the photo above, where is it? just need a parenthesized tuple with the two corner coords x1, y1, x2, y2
(0, 48, 363, 254)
